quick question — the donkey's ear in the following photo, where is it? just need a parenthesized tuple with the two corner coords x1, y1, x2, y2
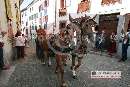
(85, 14, 87, 17)
(69, 14, 74, 22)
(92, 14, 97, 20)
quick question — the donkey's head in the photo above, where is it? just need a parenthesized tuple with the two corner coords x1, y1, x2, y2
(69, 14, 97, 33)
(69, 14, 97, 42)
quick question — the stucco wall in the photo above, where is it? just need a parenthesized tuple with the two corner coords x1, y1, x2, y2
(0, 0, 13, 64)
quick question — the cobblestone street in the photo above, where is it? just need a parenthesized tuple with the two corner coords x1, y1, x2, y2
(1, 0, 130, 87)
(0, 43, 130, 87)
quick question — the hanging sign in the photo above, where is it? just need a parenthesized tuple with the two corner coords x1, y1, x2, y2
(77, 0, 90, 13)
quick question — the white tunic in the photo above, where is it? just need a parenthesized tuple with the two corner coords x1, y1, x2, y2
(15, 36, 25, 46)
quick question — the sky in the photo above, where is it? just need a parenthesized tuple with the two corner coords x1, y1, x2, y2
(20, 0, 34, 10)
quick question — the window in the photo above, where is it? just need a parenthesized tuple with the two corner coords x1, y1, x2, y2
(26, 29, 28, 35)
(34, 14, 37, 19)
(32, 26, 34, 30)
(36, 13, 38, 18)
(29, 16, 31, 20)
(35, 26, 37, 31)
(25, 12, 27, 16)
(22, 14, 23, 17)
(39, 5, 42, 12)
(40, 13, 42, 17)
(82, 0, 88, 2)
(44, 22, 47, 29)
(44, 9, 47, 16)
(32, 15, 33, 20)
(45, 15, 48, 22)
(26, 22, 28, 26)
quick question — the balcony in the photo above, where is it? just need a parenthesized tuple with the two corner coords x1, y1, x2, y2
(59, 8, 67, 17)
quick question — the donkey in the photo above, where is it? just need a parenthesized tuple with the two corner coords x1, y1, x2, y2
(49, 14, 97, 87)
(36, 29, 51, 66)
(69, 14, 97, 78)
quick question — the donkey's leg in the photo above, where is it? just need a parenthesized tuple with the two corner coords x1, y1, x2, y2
(72, 56, 83, 79)
(46, 50, 52, 66)
(55, 64, 59, 73)
(60, 58, 67, 87)
(55, 54, 60, 73)
(71, 53, 76, 70)
(40, 48, 45, 64)
(41, 51, 47, 65)
(63, 55, 67, 66)
(56, 54, 67, 87)
(59, 63, 66, 87)
(48, 56, 52, 66)
(74, 57, 82, 70)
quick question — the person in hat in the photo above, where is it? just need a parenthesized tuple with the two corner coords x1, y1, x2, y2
(119, 33, 129, 62)
(0, 29, 7, 70)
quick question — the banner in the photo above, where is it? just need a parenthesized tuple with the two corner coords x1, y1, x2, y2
(5, 0, 13, 19)
(101, 0, 121, 5)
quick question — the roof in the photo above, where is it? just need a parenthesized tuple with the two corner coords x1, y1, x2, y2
(20, 0, 35, 11)
(21, 7, 27, 12)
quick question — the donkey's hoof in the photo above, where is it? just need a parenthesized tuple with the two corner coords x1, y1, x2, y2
(48, 64, 52, 67)
(72, 75, 78, 79)
(61, 82, 67, 87)
(64, 63, 67, 66)
(41, 62, 46, 65)
(55, 70, 58, 74)
(70, 66, 73, 70)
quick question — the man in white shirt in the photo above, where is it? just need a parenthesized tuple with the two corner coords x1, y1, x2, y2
(15, 33, 25, 58)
